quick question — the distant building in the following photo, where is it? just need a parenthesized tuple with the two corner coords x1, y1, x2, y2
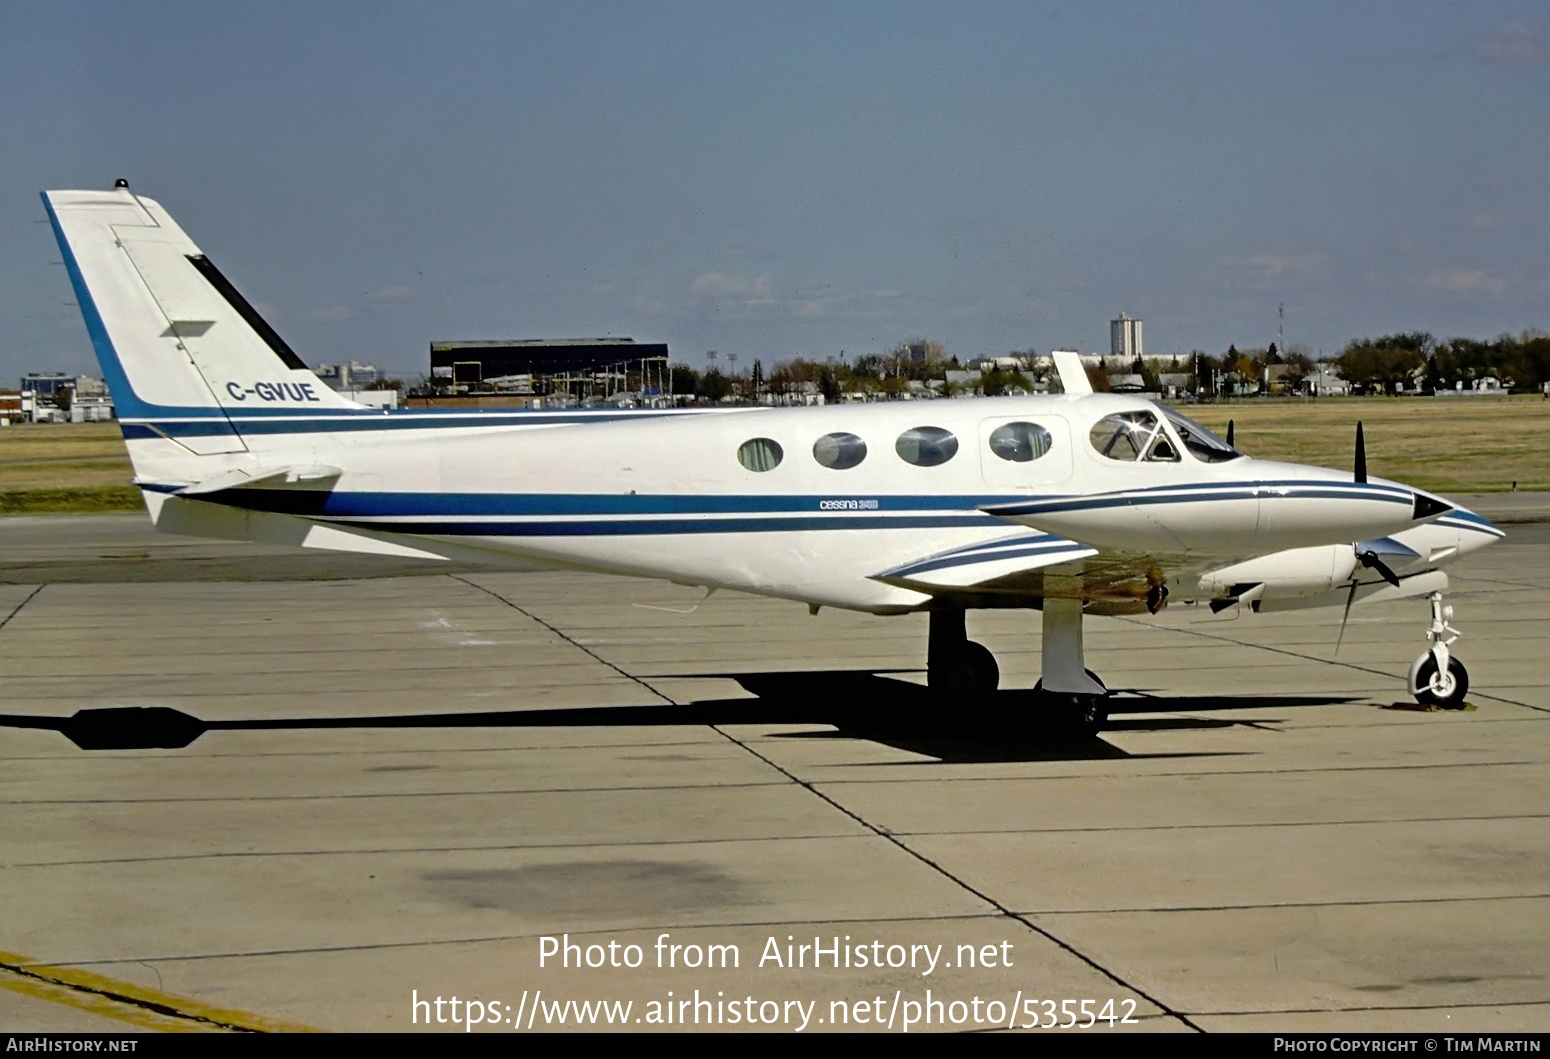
(16, 373, 113, 422)
(69, 395, 115, 423)
(20, 371, 73, 395)
(338, 389, 399, 409)
(430, 339, 669, 388)
(943, 369, 980, 393)
(0, 391, 29, 425)
(1305, 364, 1350, 397)
(1110, 314, 1143, 361)
(1436, 375, 1507, 396)
(312, 361, 398, 407)
(427, 338, 669, 403)
(313, 361, 383, 390)
(967, 355, 1031, 372)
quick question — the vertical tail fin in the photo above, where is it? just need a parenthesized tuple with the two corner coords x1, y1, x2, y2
(43, 184, 365, 460)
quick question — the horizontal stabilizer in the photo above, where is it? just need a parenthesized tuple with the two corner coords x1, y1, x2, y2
(298, 522, 450, 560)
(168, 465, 342, 496)
(871, 532, 1097, 590)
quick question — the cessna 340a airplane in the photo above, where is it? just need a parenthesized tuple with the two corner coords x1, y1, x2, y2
(42, 183, 1503, 736)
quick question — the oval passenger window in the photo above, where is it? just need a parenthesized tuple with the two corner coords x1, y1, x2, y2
(895, 426, 958, 467)
(813, 432, 867, 470)
(987, 421, 1053, 463)
(736, 438, 783, 472)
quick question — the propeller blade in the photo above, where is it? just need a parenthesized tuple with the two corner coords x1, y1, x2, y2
(1226, 419, 1235, 448)
(1335, 579, 1358, 654)
(1357, 549, 1402, 587)
(1354, 421, 1367, 484)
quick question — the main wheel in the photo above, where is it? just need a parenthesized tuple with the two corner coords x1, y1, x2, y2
(928, 640, 999, 699)
(1060, 695, 1110, 739)
(1414, 655, 1469, 710)
(1033, 681, 1110, 739)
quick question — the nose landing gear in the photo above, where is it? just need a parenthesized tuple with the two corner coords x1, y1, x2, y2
(1408, 592, 1469, 709)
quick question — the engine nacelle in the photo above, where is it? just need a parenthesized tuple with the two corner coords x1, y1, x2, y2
(1198, 544, 1358, 600)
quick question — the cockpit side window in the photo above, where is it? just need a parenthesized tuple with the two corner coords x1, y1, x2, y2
(1158, 406, 1243, 463)
(1147, 433, 1179, 462)
(1090, 410, 1177, 463)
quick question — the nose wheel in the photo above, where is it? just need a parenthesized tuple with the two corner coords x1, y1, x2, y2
(1413, 654, 1469, 709)
(1408, 592, 1470, 710)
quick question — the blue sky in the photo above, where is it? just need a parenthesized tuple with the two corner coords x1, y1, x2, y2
(2, 1, 1546, 383)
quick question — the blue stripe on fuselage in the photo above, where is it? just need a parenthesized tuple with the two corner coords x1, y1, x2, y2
(325, 515, 1002, 536)
(147, 488, 1025, 518)
(144, 482, 1429, 530)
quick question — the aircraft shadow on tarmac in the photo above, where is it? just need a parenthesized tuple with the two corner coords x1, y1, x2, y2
(0, 669, 1358, 762)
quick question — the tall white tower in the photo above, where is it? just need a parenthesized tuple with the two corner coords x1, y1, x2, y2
(1110, 313, 1143, 361)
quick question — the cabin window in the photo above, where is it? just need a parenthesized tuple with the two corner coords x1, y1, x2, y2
(987, 421, 1053, 463)
(1089, 410, 1178, 462)
(813, 432, 867, 470)
(736, 437, 784, 472)
(895, 426, 958, 467)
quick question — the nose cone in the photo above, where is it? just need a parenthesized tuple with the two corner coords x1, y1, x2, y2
(1378, 503, 1503, 571)
(1442, 506, 1505, 555)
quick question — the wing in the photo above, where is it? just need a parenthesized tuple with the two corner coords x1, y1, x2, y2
(870, 531, 1098, 591)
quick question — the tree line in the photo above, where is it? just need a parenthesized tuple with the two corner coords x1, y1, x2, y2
(414, 329, 1550, 402)
(1331, 330, 1550, 394)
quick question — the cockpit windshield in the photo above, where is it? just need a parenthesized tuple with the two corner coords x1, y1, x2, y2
(1158, 406, 1242, 463)
(1089, 410, 1179, 463)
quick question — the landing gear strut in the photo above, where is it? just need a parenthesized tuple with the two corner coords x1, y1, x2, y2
(1408, 591, 1470, 709)
(1034, 598, 1110, 737)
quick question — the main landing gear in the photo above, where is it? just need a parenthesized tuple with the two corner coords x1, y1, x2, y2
(1408, 591, 1470, 709)
(926, 608, 1000, 698)
(926, 600, 1110, 737)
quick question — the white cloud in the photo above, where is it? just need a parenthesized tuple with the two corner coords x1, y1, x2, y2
(792, 289, 903, 318)
(1224, 252, 1328, 277)
(1426, 269, 1506, 297)
(689, 272, 774, 300)
(307, 305, 356, 322)
(1474, 24, 1550, 63)
(667, 274, 905, 321)
(368, 285, 416, 303)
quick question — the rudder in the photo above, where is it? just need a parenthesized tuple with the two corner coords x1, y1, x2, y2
(44, 183, 364, 460)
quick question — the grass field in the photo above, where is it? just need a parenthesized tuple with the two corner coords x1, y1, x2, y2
(0, 424, 139, 514)
(1182, 394, 1550, 495)
(0, 396, 1545, 513)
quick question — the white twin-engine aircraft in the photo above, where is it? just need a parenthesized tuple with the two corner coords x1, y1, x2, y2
(44, 183, 1503, 736)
